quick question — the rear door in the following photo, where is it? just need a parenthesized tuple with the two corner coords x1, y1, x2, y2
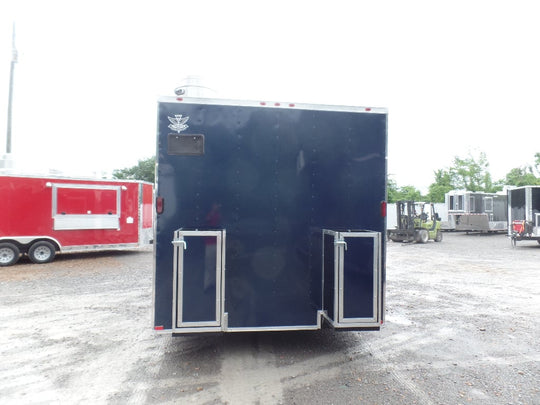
(173, 230, 225, 328)
(323, 230, 381, 327)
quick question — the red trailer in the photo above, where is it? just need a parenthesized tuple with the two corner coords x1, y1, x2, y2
(0, 174, 153, 266)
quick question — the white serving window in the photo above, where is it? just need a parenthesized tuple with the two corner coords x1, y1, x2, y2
(52, 183, 121, 230)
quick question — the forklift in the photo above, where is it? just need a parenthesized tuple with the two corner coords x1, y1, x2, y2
(387, 201, 443, 243)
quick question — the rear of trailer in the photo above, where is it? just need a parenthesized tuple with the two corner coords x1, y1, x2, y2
(153, 97, 387, 333)
(445, 190, 507, 232)
(0, 175, 153, 266)
(508, 186, 540, 245)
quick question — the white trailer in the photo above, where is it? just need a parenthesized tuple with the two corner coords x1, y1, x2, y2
(445, 190, 507, 232)
(508, 186, 540, 246)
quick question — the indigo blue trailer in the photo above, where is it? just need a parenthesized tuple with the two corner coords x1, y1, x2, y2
(153, 96, 387, 334)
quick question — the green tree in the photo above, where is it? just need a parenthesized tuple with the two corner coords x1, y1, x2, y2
(113, 156, 155, 183)
(387, 178, 399, 203)
(387, 178, 423, 203)
(426, 169, 454, 202)
(500, 153, 540, 187)
(502, 168, 539, 186)
(396, 185, 423, 202)
(450, 152, 495, 192)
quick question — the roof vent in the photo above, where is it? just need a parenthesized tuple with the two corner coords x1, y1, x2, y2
(174, 75, 216, 98)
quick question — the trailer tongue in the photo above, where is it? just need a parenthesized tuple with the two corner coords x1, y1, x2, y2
(153, 96, 387, 333)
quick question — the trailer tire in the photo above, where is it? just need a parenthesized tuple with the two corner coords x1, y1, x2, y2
(416, 229, 429, 244)
(0, 242, 21, 266)
(28, 241, 56, 264)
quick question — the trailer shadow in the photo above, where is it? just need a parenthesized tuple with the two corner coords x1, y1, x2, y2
(155, 328, 369, 377)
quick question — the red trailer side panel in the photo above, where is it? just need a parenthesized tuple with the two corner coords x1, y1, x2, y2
(0, 175, 153, 249)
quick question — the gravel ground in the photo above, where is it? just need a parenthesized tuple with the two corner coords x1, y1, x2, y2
(0, 233, 539, 404)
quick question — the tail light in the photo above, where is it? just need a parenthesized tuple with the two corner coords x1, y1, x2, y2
(156, 196, 164, 214)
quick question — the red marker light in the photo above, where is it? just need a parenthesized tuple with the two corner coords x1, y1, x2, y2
(380, 201, 387, 218)
(365, 107, 372, 112)
(274, 102, 280, 106)
(260, 101, 266, 106)
(156, 196, 164, 214)
(154, 325, 164, 330)
(289, 103, 295, 107)
(177, 97, 183, 101)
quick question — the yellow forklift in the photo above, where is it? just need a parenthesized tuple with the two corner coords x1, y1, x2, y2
(387, 201, 443, 243)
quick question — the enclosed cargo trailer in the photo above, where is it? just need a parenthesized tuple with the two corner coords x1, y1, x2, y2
(508, 185, 540, 245)
(0, 174, 153, 266)
(153, 96, 387, 333)
(445, 190, 507, 232)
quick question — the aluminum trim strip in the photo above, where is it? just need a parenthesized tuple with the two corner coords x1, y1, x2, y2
(60, 243, 140, 252)
(158, 96, 387, 114)
(173, 229, 224, 328)
(336, 231, 381, 325)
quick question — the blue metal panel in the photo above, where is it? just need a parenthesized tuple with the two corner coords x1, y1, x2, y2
(154, 99, 387, 330)
(342, 236, 375, 319)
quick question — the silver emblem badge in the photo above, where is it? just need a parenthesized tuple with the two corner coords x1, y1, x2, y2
(168, 114, 189, 133)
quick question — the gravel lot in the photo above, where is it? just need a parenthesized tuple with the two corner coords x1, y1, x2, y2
(1, 233, 539, 404)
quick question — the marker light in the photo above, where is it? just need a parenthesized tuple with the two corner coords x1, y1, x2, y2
(156, 196, 164, 214)
(380, 201, 387, 218)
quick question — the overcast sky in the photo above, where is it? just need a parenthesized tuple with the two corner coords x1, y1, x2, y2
(1, 0, 539, 191)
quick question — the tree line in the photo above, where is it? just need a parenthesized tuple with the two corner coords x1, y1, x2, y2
(112, 152, 540, 204)
(389, 152, 540, 203)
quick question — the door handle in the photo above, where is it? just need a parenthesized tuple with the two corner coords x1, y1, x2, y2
(172, 240, 187, 250)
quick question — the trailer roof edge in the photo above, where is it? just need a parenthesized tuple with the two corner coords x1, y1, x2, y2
(158, 96, 387, 114)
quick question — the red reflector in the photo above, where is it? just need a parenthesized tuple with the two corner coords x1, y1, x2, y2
(289, 103, 295, 107)
(381, 201, 387, 218)
(365, 107, 372, 111)
(274, 102, 280, 106)
(154, 325, 164, 330)
(260, 101, 266, 106)
(156, 196, 164, 214)
(512, 220, 525, 233)
(176, 97, 183, 101)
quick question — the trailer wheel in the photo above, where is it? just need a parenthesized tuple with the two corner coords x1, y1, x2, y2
(0, 242, 20, 266)
(434, 231, 443, 242)
(28, 241, 56, 264)
(416, 229, 429, 243)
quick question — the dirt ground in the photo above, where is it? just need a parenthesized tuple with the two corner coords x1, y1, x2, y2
(0, 233, 539, 404)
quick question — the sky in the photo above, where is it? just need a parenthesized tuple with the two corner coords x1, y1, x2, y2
(0, 0, 539, 192)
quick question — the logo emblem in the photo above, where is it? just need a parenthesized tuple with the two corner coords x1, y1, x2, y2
(168, 114, 189, 133)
